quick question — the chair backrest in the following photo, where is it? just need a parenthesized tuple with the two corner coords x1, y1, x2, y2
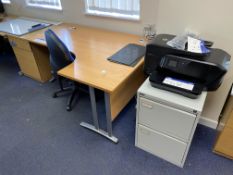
(45, 29, 75, 74)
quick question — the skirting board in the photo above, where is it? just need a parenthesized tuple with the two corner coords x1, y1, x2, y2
(198, 117, 218, 129)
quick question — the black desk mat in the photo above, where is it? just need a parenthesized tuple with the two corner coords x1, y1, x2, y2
(107, 44, 146, 67)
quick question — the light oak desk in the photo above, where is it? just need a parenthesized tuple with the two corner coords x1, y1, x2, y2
(22, 23, 146, 142)
(0, 16, 52, 82)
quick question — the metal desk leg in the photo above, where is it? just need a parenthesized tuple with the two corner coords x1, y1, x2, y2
(104, 92, 118, 143)
(80, 87, 119, 143)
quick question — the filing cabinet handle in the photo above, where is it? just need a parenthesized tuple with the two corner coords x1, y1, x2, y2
(142, 102, 153, 109)
(140, 127, 151, 135)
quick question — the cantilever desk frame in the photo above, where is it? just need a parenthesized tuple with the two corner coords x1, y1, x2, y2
(0, 19, 146, 142)
(20, 23, 146, 143)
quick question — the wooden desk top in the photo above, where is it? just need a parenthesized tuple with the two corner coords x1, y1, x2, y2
(23, 23, 145, 93)
(0, 15, 54, 37)
(0, 15, 16, 22)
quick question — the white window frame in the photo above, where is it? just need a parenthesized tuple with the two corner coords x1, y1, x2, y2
(26, 0, 62, 10)
(85, 0, 140, 21)
(1, 0, 11, 4)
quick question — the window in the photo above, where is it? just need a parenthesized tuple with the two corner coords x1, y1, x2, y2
(1, 0, 11, 4)
(26, 0, 62, 10)
(85, 0, 140, 20)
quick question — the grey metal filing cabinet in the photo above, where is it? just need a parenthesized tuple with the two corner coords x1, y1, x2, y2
(135, 78, 207, 167)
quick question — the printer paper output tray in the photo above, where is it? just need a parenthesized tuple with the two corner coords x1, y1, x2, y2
(149, 71, 204, 99)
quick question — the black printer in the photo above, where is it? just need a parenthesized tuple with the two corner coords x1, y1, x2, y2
(144, 34, 231, 98)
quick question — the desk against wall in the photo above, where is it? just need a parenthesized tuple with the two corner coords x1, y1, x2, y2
(20, 23, 146, 142)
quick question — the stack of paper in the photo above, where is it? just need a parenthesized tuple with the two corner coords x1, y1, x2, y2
(187, 37, 210, 54)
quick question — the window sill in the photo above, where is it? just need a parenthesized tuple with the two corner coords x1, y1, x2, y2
(26, 4, 62, 11)
(85, 10, 140, 21)
(2, 2, 11, 4)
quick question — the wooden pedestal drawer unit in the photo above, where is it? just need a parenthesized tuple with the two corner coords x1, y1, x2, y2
(8, 36, 51, 83)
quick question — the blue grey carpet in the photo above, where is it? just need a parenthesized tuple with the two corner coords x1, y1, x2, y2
(0, 51, 232, 175)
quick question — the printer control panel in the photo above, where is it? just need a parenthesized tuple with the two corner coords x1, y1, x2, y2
(160, 55, 192, 75)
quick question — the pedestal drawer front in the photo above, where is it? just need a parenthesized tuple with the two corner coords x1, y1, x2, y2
(8, 36, 32, 52)
(13, 48, 41, 80)
(139, 97, 196, 141)
(137, 125, 187, 166)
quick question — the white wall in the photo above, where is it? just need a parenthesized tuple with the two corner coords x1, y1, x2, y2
(156, 0, 233, 126)
(156, 0, 233, 55)
(4, 0, 159, 35)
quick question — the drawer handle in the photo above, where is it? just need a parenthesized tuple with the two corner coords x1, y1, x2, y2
(140, 128, 151, 135)
(142, 103, 153, 109)
(10, 41, 17, 47)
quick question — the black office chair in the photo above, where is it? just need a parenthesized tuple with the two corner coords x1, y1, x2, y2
(45, 29, 78, 111)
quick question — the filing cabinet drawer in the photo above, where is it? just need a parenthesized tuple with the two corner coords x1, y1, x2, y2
(13, 47, 41, 80)
(137, 124, 187, 166)
(8, 36, 32, 52)
(138, 97, 196, 141)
